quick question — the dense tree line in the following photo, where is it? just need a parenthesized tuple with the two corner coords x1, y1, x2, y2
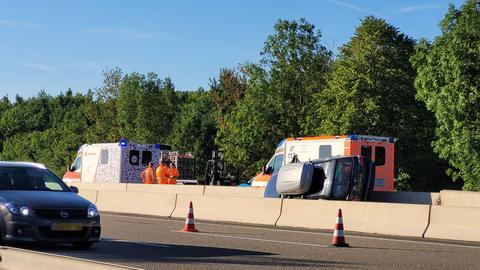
(0, 0, 478, 191)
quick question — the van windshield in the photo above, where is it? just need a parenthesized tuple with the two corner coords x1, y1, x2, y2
(0, 167, 70, 192)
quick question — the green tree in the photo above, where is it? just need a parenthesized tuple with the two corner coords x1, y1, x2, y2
(217, 18, 332, 178)
(117, 73, 142, 141)
(170, 89, 216, 179)
(412, 0, 480, 190)
(86, 68, 122, 142)
(210, 68, 248, 129)
(306, 16, 450, 191)
(0, 90, 90, 176)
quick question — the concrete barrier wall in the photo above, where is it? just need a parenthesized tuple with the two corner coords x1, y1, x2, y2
(439, 190, 480, 208)
(70, 182, 127, 191)
(369, 191, 440, 205)
(204, 186, 265, 198)
(75, 182, 480, 242)
(96, 190, 176, 217)
(424, 205, 480, 241)
(78, 189, 98, 204)
(276, 200, 430, 237)
(0, 247, 137, 270)
(126, 183, 204, 195)
(171, 195, 282, 225)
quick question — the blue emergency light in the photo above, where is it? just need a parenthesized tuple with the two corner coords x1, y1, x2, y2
(347, 134, 358, 140)
(119, 139, 128, 147)
(155, 144, 162, 149)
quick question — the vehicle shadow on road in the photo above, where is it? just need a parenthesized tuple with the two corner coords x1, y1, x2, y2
(12, 241, 359, 268)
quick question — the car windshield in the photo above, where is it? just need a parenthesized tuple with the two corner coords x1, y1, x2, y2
(0, 167, 70, 192)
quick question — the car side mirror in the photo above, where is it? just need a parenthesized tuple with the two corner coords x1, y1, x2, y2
(68, 165, 77, 172)
(70, 186, 79, 194)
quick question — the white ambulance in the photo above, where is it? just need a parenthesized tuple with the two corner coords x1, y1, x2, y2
(252, 135, 395, 192)
(62, 140, 195, 184)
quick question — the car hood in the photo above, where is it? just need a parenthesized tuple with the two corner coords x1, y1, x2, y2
(0, 191, 91, 209)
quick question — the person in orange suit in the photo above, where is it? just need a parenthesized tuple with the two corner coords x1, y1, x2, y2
(168, 162, 179, 185)
(141, 161, 156, 184)
(156, 160, 169, 184)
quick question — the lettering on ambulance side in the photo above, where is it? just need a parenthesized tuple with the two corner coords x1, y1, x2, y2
(287, 145, 296, 161)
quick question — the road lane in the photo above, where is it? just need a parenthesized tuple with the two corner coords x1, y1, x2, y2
(19, 213, 480, 270)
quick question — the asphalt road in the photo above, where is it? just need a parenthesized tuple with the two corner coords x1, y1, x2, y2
(19, 213, 480, 270)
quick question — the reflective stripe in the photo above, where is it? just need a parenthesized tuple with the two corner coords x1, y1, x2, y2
(333, 230, 344, 237)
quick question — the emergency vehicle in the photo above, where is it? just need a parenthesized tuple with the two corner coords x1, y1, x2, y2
(62, 140, 195, 184)
(252, 135, 395, 191)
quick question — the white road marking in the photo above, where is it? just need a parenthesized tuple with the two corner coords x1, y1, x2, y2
(103, 213, 480, 250)
(101, 238, 169, 248)
(171, 230, 328, 248)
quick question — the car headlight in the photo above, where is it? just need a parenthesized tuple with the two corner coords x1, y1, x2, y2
(4, 202, 33, 216)
(87, 204, 99, 218)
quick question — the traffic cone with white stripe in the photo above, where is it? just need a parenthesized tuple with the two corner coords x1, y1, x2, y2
(331, 208, 349, 247)
(182, 201, 198, 232)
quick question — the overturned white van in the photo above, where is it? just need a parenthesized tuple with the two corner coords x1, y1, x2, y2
(274, 155, 376, 201)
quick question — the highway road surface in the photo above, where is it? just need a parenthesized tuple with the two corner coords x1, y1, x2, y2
(20, 213, 480, 269)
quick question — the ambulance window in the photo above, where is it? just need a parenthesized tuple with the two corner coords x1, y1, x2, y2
(100, 150, 109, 164)
(361, 146, 372, 159)
(142, 151, 152, 165)
(319, 145, 332, 158)
(129, 150, 140, 165)
(266, 158, 275, 170)
(273, 155, 284, 174)
(375, 146, 385, 166)
(72, 156, 81, 172)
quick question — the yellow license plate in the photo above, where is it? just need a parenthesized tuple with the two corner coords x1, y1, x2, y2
(50, 223, 83, 231)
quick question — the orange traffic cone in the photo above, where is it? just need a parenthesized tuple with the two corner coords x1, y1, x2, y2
(182, 201, 198, 232)
(331, 208, 349, 247)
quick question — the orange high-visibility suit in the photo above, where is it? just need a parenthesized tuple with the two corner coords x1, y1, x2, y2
(141, 166, 155, 184)
(156, 164, 169, 184)
(168, 167, 179, 185)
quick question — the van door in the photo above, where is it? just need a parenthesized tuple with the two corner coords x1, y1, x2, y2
(81, 146, 101, 182)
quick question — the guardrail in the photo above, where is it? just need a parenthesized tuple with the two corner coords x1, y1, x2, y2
(73, 183, 480, 242)
(0, 246, 139, 270)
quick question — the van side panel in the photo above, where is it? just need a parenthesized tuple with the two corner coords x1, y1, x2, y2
(94, 145, 121, 183)
(284, 139, 346, 164)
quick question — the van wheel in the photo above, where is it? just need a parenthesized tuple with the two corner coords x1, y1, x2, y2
(72, 241, 94, 249)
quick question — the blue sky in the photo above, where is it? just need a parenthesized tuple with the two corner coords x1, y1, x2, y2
(0, 0, 464, 99)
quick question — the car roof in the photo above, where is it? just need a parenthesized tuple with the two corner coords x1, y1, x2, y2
(0, 161, 46, 169)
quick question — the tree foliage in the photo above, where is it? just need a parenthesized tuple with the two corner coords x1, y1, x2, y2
(304, 16, 451, 191)
(0, 11, 474, 190)
(170, 89, 217, 178)
(412, 0, 480, 190)
(215, 18, 332, 179)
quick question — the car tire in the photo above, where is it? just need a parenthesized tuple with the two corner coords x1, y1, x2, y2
(72, 241, 95, 249)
